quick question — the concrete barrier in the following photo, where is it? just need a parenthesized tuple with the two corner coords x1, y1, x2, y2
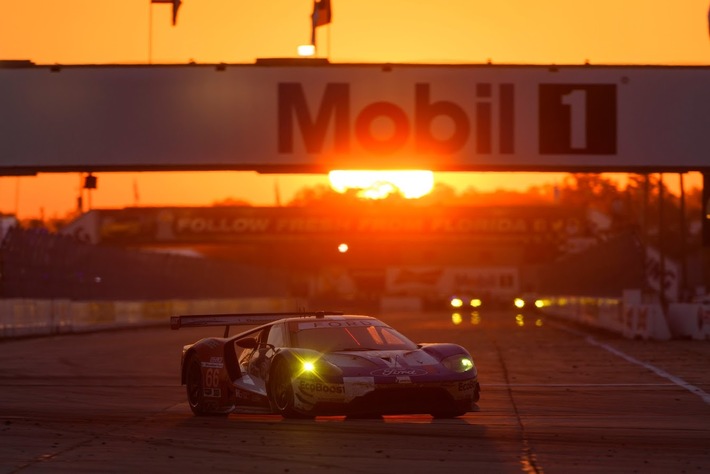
(695, 305, 710, 341)
(632, 304, 671, 341)
(599, 299, 624, 334)
(0, 297, 301, 339)
(665, 303, 710, 340)
(538, 293, 674, 341)
(622, 305, 637, 339)
(668, 303, 700, 338)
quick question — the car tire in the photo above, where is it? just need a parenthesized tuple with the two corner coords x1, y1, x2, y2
(186, 355, 210, 416)
(185, 356, 230, 417)
(269, 360, 309, 419)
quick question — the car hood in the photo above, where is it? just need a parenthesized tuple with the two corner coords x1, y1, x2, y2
(322, 349, 442, 375)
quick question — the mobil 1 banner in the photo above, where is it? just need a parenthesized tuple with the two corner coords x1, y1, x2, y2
(1, 64, 709, 172)
(277, 65, 710, 171)
(538, 83, 617, 155)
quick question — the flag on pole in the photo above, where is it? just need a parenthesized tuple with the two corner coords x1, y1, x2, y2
(151, 0, 182, 26)
(311, 0, 332, 45)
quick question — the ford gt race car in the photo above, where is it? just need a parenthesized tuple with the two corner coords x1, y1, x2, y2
(171, 311, 480, 418)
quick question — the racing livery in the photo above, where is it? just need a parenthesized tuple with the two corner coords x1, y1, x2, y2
(171, 311, 480, 418)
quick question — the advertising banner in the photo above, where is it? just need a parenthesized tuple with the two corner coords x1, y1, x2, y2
(2, 63, 710, 173)
(61, 206, 586, 244)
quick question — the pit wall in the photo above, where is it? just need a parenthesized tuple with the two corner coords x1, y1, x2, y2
(538, 290, 710, 341)
(0, 298, 302, 339)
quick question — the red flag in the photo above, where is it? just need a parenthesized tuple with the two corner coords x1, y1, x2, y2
(312, 0, 332, 28)
(151, 0, 182, 26)
(311, 0, 332, 45)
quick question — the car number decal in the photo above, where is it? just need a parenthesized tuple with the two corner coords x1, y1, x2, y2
(204, 368, 220, 388)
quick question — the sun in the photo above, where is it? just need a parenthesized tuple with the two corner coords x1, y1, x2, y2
(328, 170, 434, 199)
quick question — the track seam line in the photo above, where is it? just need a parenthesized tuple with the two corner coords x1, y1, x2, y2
(493, 338, 545, 474)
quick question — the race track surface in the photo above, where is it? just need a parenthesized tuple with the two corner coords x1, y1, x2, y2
(1, 310, 709, 473)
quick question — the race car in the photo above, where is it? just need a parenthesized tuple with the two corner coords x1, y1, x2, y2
(171, 311, 480, 418)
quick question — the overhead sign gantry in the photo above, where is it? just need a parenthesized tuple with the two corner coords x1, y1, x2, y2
(1, 60, 709, 175)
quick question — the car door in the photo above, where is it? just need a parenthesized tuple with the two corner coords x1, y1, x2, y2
(231, 327, 271, 407)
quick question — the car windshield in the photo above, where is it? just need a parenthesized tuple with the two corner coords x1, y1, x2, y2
(290, 320, 418, 352)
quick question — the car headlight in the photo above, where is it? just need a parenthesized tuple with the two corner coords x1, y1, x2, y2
(441, 354, 475, 373)
(297, 357, 342, 378)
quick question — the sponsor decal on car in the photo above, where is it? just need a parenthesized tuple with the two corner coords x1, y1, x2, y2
(370, 368, 428, 377)
(297, 319, 376, 330)
(203, 388, 222, 398)
(458, 380, 476, 391)
(297, 381, 345, 397)
(202, 356, 224, 369)
(343, 376, 375, 398)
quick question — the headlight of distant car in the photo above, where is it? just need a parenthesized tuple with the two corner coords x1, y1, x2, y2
(441, 354, 475, 373)
(450, 297, 464, 308)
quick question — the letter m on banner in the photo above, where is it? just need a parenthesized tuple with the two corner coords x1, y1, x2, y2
(278, 83, 350, 154)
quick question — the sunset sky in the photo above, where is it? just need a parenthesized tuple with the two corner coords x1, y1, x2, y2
(0, 0, 708, 219)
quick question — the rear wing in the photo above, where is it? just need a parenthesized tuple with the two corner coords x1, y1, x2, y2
(170, 311, 344, 337)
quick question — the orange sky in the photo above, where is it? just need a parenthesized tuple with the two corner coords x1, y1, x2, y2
(0, 1, 708, 219)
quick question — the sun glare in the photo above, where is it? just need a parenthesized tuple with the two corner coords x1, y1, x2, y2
(328, 170, 434, 199)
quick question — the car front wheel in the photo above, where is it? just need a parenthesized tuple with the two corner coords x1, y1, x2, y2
(269, 361, 309, 418)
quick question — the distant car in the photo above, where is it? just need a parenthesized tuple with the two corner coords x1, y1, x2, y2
(449, 295, 484, 310)
(448, 293, 515, 310)
(171, 311, 480, 418)
(513, 293, 544, 311)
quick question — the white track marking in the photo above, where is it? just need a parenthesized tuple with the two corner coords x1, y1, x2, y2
(547, 321, 710, 405)
(583, 335, 710, 405)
